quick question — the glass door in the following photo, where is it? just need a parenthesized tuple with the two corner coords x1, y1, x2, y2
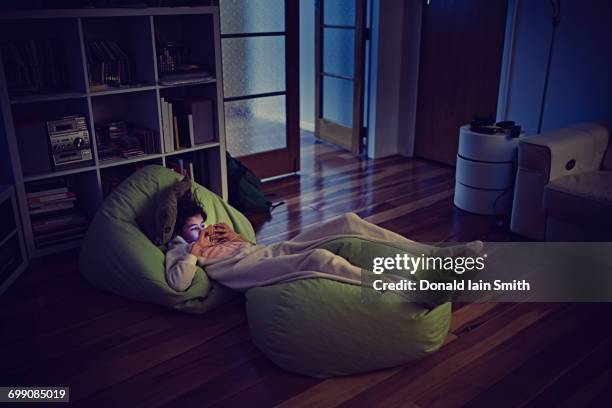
(315, 0, 367, 153)
(219, 0, 299, 179)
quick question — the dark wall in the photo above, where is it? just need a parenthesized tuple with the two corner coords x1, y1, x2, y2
(499, 0, 612, 132)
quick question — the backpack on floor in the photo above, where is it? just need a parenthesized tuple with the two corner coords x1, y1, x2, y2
(226, 152, 283, 213)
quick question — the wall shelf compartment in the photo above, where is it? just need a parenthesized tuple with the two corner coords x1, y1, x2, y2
(0, 7, 228, 259)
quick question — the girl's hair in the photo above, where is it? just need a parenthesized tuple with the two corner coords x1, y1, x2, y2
(175, 193, 207, 236)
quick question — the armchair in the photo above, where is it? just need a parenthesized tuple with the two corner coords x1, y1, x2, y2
(510, 123, 612, 241)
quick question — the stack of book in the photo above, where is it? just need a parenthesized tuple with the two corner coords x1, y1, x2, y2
(116, 129, 144, 159)
(118, 146, 146, 159)
(108, 120, 128, 143)
(96, 121, 158, 162)
(159, 96, 214, 153)
(28, 189, 76, 215)
(86, 40, 134, 89)
(96, 141, 115, 162)
(0, 39, 68, 95)
(31, 213, 88, 248)
(26, 179, 88, 248)
(131, 126, 159, 155)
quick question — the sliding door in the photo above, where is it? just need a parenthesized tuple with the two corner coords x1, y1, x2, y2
(219, 0, 299, 179)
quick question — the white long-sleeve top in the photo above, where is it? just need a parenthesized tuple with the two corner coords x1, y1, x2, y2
(164, 236, 199, 292)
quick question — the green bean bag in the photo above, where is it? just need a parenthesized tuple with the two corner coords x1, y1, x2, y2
(247, 281, 451, 378)
(79, 165, 255, 314)
(246, 237, 453, 378)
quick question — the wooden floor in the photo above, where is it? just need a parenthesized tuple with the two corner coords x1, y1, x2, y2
(2, 133, 612, 407)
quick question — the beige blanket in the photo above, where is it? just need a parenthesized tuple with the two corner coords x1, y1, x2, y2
(201, 213, 481, 292)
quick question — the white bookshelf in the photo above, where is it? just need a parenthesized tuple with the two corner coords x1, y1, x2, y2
(0, 7, 228, 259)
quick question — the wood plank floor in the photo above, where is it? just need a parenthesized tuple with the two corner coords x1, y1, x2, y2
(2, 132, 612, 407)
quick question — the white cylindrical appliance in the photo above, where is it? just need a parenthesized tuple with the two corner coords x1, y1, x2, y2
(454, 125, 520, 215)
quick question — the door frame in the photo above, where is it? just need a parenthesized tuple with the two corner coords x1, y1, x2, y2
(221, 0, 300, 180)
(314, 0, 367, 154)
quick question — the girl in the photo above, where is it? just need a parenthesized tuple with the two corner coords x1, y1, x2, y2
(165, 196, 483, 295)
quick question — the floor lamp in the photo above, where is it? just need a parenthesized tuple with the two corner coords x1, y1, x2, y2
(537, 0, 561, 134)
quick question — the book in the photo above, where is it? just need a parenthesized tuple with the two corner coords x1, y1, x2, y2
(32, 215, 87, 235)
(33, 225, 88, 240)
(119, 148, 145, 158)
(173, 115, 181, 150)
(167, 159, 189, 178)
(191, 99, 215, 144)
(32, 213, 86, 225)
(2, 39, 68, 95)
(34, 232, 86, 249)
(166, 97, 214, 147)
(86, 40, 133, 87)
(29, 197, 77, 210)
(26, 186, 69, 198)
(159, 97, 166, 150)
(28, 191, 76, 206)
(158, 77, 214, 86)
(29, 201, 75, 215)
(167, 99, 192, 148)
(166, 158, 196, 180)
(160, 97, 174, 153)
(168, 101, 175, 151)
(188, 114, 195, 147)
(26, 178, 68, 194)
(158, 69, 214, 86)
(131, 126, 159, 154)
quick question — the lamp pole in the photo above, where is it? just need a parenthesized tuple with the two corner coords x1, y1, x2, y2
(537, 0, 561, 134)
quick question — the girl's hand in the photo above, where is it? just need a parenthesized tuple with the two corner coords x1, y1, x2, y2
(191, 228, 214, 255)
(212, 223, 246, 243)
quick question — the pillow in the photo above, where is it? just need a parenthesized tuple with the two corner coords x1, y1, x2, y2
(138, 175, 192, 245)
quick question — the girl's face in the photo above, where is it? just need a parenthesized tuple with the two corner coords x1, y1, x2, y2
(181, 213, 205, 243)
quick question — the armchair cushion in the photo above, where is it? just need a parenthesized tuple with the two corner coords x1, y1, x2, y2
(521, 123, 609, 181)
(544, 171, 612, 225)
(602, 136, 612, 171)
